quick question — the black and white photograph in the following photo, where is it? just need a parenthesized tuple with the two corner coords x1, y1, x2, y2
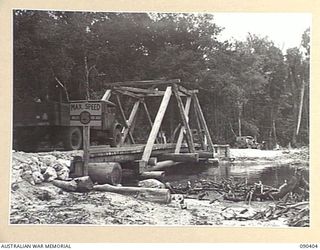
(11, 10, 310, 227)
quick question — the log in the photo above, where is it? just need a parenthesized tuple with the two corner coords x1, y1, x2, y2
(158, 153, 199, 162)
(52, 176, 94, 192)
(88, 162, 122, 185)
(148, 160, 179, 171)
(52, 179, 77, 192)
(148, 157, 158, 166)
(93, 184, 171, 204)
(196, 151, 214, 159)
(73, 176, 94, 192)
(207, 158, 219, 165)
(140, 171, 165, 181)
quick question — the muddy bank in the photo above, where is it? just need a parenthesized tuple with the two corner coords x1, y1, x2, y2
(10, 148, 309, 226)
(230, 147, 309, 166)
(11, 179, 290, 226)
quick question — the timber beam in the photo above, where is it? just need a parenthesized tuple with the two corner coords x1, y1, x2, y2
(114, 88, 143, 99)
(158, 153, 199, 162)
(104, 79, 181, 87)
(192, 93, 214, 153)
(178, 85, 199, 96)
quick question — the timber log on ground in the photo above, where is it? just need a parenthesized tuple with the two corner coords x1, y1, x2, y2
(93, 184, 171, 204)
(88, 162, 122, 185)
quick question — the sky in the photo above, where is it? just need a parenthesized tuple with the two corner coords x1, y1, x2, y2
(213, 13, 311, 52)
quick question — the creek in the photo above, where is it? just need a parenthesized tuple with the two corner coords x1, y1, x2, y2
(164, 161, 309, 188)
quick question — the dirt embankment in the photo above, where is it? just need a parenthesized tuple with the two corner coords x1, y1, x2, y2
(10, 148, 309, 226)
(230, 147, 309, 166)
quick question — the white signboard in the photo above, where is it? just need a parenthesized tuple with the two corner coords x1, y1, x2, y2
(70, 101, 102, 126)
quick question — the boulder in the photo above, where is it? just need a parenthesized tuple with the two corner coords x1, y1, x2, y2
(32, 171, 44, 184)
(43, 167, 57, 182)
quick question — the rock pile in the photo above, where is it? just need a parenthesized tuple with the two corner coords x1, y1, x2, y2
(12, 151, 80, 186)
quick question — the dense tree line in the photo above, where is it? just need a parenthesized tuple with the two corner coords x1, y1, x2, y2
(13, 10, 310, 147)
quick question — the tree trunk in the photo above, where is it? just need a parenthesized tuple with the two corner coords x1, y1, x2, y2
(238, 106, 242, 137)
(270, 106, 277, 146)
(84, 56, 90, 100)
(289, 68, 299, 146)
(296, 79, 305, 137)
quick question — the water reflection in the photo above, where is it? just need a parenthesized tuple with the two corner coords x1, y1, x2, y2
(165, 161, 309, 188)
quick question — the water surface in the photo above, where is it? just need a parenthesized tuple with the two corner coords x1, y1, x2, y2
(165, 161, 309, 188)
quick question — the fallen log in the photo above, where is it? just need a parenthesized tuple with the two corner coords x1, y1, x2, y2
(93, 184, 171, 204)
(52, 176, 94, 192)
(52, 179, 77, 192)
(74, 176, 94, 192)
(147, 160, 179, 171)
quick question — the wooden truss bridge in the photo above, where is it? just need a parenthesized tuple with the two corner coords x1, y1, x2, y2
(74, 79, 230, 181)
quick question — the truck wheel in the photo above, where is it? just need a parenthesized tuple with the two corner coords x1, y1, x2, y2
(63, 127, 82, 150)
(110, 128, 122, 147)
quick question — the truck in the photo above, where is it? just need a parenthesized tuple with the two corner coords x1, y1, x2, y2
(234, 135, 259, 149)
(13, 84, 122, 152)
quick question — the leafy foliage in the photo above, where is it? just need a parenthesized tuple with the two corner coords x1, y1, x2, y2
(13, 11, 310, 147)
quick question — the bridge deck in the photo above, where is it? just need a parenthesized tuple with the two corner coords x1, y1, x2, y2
(89, 143, 190, 163)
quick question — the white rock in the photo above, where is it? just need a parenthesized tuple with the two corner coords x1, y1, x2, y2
(20, 169, 35, 185)
(43, 167, 57, 182)
(32, 171, 44, 184)
(56, 159, 71, 168)
(39, 162, 47, 174)
(40, 155, 57, 166)
(29, 163, 40, 173)
(56, 166, 70, 180)
(52, 163, 64, 172)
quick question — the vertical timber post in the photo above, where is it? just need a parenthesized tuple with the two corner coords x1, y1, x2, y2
(193, 100, 206, 150)
(175, 96, 192, 153)
(192, 93, 214, 154)
(83, 125, 90, 176)
(139, 86, 172, 173)
(172, 84, 195, 153)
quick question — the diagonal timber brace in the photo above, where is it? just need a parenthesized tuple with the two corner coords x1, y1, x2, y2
(175, 96, 192, 153)
(139, 86, 172, 173)
(172, 84, 195, 153)
(121, 100, 140, 144)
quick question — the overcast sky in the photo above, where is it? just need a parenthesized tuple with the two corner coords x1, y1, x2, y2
(213, 13, 311, 52)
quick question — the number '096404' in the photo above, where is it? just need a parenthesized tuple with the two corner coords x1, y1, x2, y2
(300, 244, 318, 248)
